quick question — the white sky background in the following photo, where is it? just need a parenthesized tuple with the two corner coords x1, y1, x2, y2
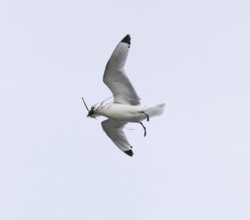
(0, 0, 250, 219)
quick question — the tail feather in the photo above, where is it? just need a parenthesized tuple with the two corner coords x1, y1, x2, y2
(145, 103, 165, 118)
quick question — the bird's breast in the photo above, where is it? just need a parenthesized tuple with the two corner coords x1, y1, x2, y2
(99, 104, 143, 122)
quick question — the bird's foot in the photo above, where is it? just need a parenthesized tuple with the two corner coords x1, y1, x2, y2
(137, 121, 147, 137)
(140, 111, 149, 121)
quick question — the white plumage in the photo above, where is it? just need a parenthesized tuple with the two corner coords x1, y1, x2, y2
(84, 34, 165, 156)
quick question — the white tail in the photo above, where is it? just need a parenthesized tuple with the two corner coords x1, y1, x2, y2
(145, 103, 165, 118)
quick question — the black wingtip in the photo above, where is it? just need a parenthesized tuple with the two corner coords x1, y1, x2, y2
(121, 34, 131, 46)
(124, 149, 134, 157)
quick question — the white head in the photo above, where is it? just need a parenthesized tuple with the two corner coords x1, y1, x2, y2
(82, 98, 103, 119)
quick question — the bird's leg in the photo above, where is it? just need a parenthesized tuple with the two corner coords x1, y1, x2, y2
(137, 121, 147, 137)
(140, 111, 149, 121)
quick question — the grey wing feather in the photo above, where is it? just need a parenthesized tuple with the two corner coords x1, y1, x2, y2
(103, 34, 140, 105)
(101, 119, 134, 156)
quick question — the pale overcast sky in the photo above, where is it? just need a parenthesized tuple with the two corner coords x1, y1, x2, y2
(0, 0, 250, 219)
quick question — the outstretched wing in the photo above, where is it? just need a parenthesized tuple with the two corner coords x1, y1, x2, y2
(103, 34, 140, 105)
(101, 119, 134, 156)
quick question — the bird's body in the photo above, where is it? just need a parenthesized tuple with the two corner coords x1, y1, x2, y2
(97, 103, 144, 122)
(83, 34, 165, 156)
(96, 103, 164, 122)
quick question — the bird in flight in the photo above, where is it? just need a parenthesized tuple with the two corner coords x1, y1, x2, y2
(83, 34, 165, 156)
